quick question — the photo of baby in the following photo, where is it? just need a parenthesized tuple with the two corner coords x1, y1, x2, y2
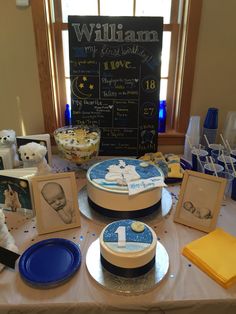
(32, 172, 80, 235)
(174, 170, 226, 232)
(41, 182, 75, 224)
(183, 200, 212, 220)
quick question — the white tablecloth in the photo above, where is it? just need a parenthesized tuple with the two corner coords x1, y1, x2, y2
(0, 156, 236, 314)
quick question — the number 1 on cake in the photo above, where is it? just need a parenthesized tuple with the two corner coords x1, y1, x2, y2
(115, 226, 126, 247)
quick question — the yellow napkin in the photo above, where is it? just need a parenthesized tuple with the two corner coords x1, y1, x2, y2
(182, 228, 236, 288)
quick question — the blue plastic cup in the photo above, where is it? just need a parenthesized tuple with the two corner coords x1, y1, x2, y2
(230, 149, 236, 159)
(208, 143, 225, 155)
(204, 108, 218, 129)
(214, 171, 234, 197)
(204, 163, 224, 175)
(232, 175, 236, 201)
(211, 149, 228, 162)
(201, 108, 219, 146)
(192, 148, 208, 171)
(217, 155, 236, 171)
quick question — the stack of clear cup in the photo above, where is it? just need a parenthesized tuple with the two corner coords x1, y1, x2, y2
(222, 111, 236, 148)
(214, 171, 234, 197)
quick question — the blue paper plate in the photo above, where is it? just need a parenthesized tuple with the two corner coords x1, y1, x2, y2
(19, 238, 81, 288)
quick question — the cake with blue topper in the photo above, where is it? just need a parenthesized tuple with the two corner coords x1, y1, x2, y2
(100, 219, 157, 277)
(86, 158, 165, 218)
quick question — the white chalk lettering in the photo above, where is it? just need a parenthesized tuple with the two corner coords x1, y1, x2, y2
(72, 23, 159, 43)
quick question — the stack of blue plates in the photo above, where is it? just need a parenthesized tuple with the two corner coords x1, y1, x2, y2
(19, 238, 81, 288)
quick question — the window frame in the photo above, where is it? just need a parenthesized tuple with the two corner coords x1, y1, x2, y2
(31, 0, 202, 146)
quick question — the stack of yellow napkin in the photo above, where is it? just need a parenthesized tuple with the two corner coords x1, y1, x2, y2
(182, 228, 236, 288)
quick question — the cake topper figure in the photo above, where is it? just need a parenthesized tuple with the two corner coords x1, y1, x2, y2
(105, 160, 140, 185)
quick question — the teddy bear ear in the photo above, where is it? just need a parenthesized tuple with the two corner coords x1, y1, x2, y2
(7, 129, 15, 135)
(40, 145, 47, 156)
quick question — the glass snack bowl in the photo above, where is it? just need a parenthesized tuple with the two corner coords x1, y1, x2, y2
(54, 125, 101, 164)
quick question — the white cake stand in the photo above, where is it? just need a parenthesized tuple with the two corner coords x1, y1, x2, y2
(86, 239, 169, 295)
(78, 186, 173, 226)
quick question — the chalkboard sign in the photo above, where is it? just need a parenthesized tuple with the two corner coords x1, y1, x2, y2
(68, 16, 163, 156)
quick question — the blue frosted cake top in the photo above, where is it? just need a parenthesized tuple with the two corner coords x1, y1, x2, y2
(90, 158, 161, 179)
(88, 159, 163, 193)
(103, 220, 153, 244)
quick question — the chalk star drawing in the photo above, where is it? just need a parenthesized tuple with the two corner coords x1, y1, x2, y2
(71, 75, 98, 99)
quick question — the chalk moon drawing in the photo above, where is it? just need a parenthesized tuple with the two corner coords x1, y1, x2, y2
(71, 76, 94, 99)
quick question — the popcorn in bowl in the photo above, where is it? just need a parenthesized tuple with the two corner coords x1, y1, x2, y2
(54, 126, 100, 164)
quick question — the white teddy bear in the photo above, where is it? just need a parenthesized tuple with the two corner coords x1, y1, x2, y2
(0, 208, 18, 272)
(18, 142, 52, 175)
(105, 160, 140, 185)
(0, 129, 20, 168)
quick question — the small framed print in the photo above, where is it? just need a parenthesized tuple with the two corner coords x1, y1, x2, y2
(31, 172, 80, 235)
(174, 170, 226, 233)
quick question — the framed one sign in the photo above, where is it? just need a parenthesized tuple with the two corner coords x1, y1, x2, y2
(174, 170, 226, 233)
(68, 16, 163, 156)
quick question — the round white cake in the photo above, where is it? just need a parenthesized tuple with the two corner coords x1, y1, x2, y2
(100, 219, 157, 277)
(86, 158, 164, 218)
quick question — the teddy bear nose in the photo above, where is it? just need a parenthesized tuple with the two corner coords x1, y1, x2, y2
(3, 137, 7, 140)
(26, 156, 29, 160)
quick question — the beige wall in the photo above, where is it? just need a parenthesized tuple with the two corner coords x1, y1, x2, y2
(191, 0, 236, 138)
(0, 0, 235, 149)
(0, 0, 44, 136)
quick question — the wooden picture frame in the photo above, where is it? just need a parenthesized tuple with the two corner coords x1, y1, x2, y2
(174, 170, 226, 232)
(31, 172, 80, 235)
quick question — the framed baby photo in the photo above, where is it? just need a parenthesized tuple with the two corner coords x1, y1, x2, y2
(31, 172, 80, 235)
(174, 170, 226, 233)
